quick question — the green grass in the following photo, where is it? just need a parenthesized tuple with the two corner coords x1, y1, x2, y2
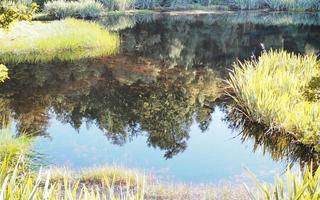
(0, 18, 120, 64)
(226, 50, 320, 151)
(246, 165, 320, 200)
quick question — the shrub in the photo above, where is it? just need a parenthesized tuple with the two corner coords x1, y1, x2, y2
(44, 0, 104, 19)
(98, 0, 135, 10)
(0, 1, 38, 28)
(226, 50, 320, 151)
(0, 64, 8, 82)
(134, 0, 160, 9)
(265, 0, 320, 11)
(231, 0, 265, 10)
(231, 0, 320, 11)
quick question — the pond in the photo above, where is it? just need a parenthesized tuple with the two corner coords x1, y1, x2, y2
(1, 12, 320, 184)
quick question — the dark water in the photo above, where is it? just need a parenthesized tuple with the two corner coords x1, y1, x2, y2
(2, 12, 320, 183)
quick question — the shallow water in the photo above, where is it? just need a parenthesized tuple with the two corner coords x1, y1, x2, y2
(1, 12, 320, 183)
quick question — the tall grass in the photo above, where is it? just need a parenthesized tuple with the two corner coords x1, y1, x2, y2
(98, 0, 135, 10)
(226, 50, 320, 151)
(247, 165, 320, 199)
(231, 0, 264, 10)
(232, 0, 320, 11)
(0, 18, 120, 64)
(0, 157, 146, 199)
(44, 0, 104, 19)
(265, 0, 320, 11)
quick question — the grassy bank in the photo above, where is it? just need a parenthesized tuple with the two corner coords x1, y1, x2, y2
(0, 18, 119, 64)
(38, 0, 320, 20)
(226, 50, 320, 151)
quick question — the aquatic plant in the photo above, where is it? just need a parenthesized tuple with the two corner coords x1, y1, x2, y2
(226, 50, 320, 151)
(44, 0, 104, 19)
(0, 18, 119, 64)
(247, 165, 320, 199)
(0, 157, 146, 199)
(0, 153, 255, 199)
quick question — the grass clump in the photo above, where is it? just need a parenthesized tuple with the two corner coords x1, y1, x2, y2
(44, 0, 104, 19)
(226, 50, 320, 151)
(80, 166, 141, 186)
(247, 165, 320, 199)
(0, 18, 119, 64)
(0, 157, 146, 199)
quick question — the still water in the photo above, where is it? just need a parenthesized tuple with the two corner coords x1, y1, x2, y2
(2, 12, 320, 183)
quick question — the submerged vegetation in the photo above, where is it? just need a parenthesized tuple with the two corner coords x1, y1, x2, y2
(0, 18, 119, 64)
(227, 50, 320, 151)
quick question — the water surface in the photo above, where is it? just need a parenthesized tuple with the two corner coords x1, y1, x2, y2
(1, 12, 320, 183)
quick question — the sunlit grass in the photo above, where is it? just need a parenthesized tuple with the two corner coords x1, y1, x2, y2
(0, 18, 120, 64)
(226, 50, 320, 151)
(246, 165, 320, 199)
(0, 129, 32, 160)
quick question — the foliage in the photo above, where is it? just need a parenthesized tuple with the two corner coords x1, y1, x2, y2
(0, 129, 32, 162)
(98, 0, 135, 10)
(0, 18, 119, 64)
(232, 0, 320, 11)
(226, 50, 320, 151)
(134, 0, 160, 9)
(44, 0, 104, 19)
(0, 156, 145, 199)
(247, 165, 320, 200)
(0, 1, 38, 28)
(265, 0, 320, 11)
(231, 0, 264, 10)
(0, 152, 257, 200)
(0, 64, 8, 83)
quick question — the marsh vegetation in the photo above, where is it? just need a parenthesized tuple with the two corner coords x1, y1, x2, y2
(0, 0, 320, 199)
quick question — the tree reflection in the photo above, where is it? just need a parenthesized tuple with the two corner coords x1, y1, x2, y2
(0, 56, 221, 158)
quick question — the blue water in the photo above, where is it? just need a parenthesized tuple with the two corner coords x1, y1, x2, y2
(35, 109, 285, 183)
